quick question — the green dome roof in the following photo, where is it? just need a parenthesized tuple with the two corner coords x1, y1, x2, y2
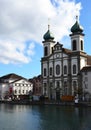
(43, 25, 54, 40)
(71, 20, 83, 33)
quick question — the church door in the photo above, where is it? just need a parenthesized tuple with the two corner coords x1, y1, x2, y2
(56, 91, 60, 101)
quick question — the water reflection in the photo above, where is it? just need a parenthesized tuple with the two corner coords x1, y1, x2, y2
(0, 104, 91, 130)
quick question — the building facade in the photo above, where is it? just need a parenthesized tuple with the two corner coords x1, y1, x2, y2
(81, 66, 91, 101)
(29, 75, 42, 96)
(0, 73, 33, 100)
(41, 17, 91, 100)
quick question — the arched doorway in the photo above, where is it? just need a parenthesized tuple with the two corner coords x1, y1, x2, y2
(56, 89, 60, 101)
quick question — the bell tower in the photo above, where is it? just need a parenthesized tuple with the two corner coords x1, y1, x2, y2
(70, 16, 85, 52)
(42, 24, 55, 57)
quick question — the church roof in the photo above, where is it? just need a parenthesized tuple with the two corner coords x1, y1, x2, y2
(87, 55, 91, 65)
(63, 48, 72, 54)
(43, 25, 54, 41)
(81, 66, 91, 72)
(0, 73, 23, 80)
(71, 16, 83, 34)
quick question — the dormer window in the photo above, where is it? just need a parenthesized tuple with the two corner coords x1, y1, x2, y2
(57, 46, 59, 50)
(54, 42, 63, 52)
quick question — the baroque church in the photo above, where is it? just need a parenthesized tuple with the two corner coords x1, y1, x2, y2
(41, 16, 91, 100)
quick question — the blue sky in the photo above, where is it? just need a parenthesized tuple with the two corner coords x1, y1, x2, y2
(0, 0, 91, 79)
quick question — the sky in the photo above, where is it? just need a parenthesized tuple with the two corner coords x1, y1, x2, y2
(0, 0, 91, 79)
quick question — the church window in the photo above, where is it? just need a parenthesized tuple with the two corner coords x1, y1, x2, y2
(56, 64, 60, 75)
(44, 68, 46, 76)
(64, 65, 67, 74)
(50, 82, 53, 88)
(73, 81, 77, 95)
(44, 83, 47, 96)
(44, 83, 46, 87)
(81, 40, 83, 50)
(44, 46, 48, 56)
(73, 65, 76, 74)
(72, 40, 77, 51)
(50, 67, 52, 76)
(56, 81, 60, 88)
(64, 81, 67, 95)
(57, 46, 59, 50)
(73, 81, 76, 88)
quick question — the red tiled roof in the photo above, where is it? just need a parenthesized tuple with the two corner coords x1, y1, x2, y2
(0, 73, 23, 80)
(87, 55, 91, 65)
(81, 66, 91, 72)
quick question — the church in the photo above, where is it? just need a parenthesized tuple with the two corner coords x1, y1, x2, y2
(41, 16, 91, 101)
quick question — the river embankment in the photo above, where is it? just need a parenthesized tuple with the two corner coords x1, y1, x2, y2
(0, 99, 91, 107)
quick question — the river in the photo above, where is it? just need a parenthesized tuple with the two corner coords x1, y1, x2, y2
(0, 104, 91, 130)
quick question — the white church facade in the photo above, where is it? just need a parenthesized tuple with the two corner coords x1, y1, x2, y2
(41, 17, 91, 101)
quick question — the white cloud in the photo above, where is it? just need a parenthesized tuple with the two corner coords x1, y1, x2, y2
(0, 39, 31, 64)
(0, 0, 82, 64)
(27, 42, 35, 56)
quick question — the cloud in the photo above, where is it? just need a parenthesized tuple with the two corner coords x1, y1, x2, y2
(27, 42, 35, 56)
(0, 39, 32, 64)
(0, 0, 81, 64)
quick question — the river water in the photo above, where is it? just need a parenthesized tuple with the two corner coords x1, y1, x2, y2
(0, 104, 91, 130)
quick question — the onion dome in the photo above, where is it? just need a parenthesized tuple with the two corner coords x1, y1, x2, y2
(71, 16, 83, 34)
(43, 24, 54, 40)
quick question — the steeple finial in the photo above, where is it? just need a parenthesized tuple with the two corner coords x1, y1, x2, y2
(48, 18, 50, 30)
(76, 15, 78, 22)
(43, 18, 54, 40)
(71, 15, 84, 34)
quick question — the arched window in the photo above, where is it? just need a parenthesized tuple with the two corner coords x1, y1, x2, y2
(50, 82, 53, 88)
(56, 64, 60, 75)
(50, 67, 52, 76)
(64, 65, 67, 74)
(44, 46, 48, 56)
(81, 40, 83, 50)
(44, 68, 46, 76)
(64, 81, 67, 95)
(72, 40, 77, 51)
(44, 83, 47, 96)
(56, 81, 60, 88)
(73, 81, 77, 95)
(73, 81, 76, 88)
(73, 65, 76, 74)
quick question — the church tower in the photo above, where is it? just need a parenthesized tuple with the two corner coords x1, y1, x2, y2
(42, 24, 55, 57)
(70, 16, 85, 52)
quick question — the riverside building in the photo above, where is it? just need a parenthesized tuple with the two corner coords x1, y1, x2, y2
(41, 17, 91, 101)
(0, 73, 33, 100)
